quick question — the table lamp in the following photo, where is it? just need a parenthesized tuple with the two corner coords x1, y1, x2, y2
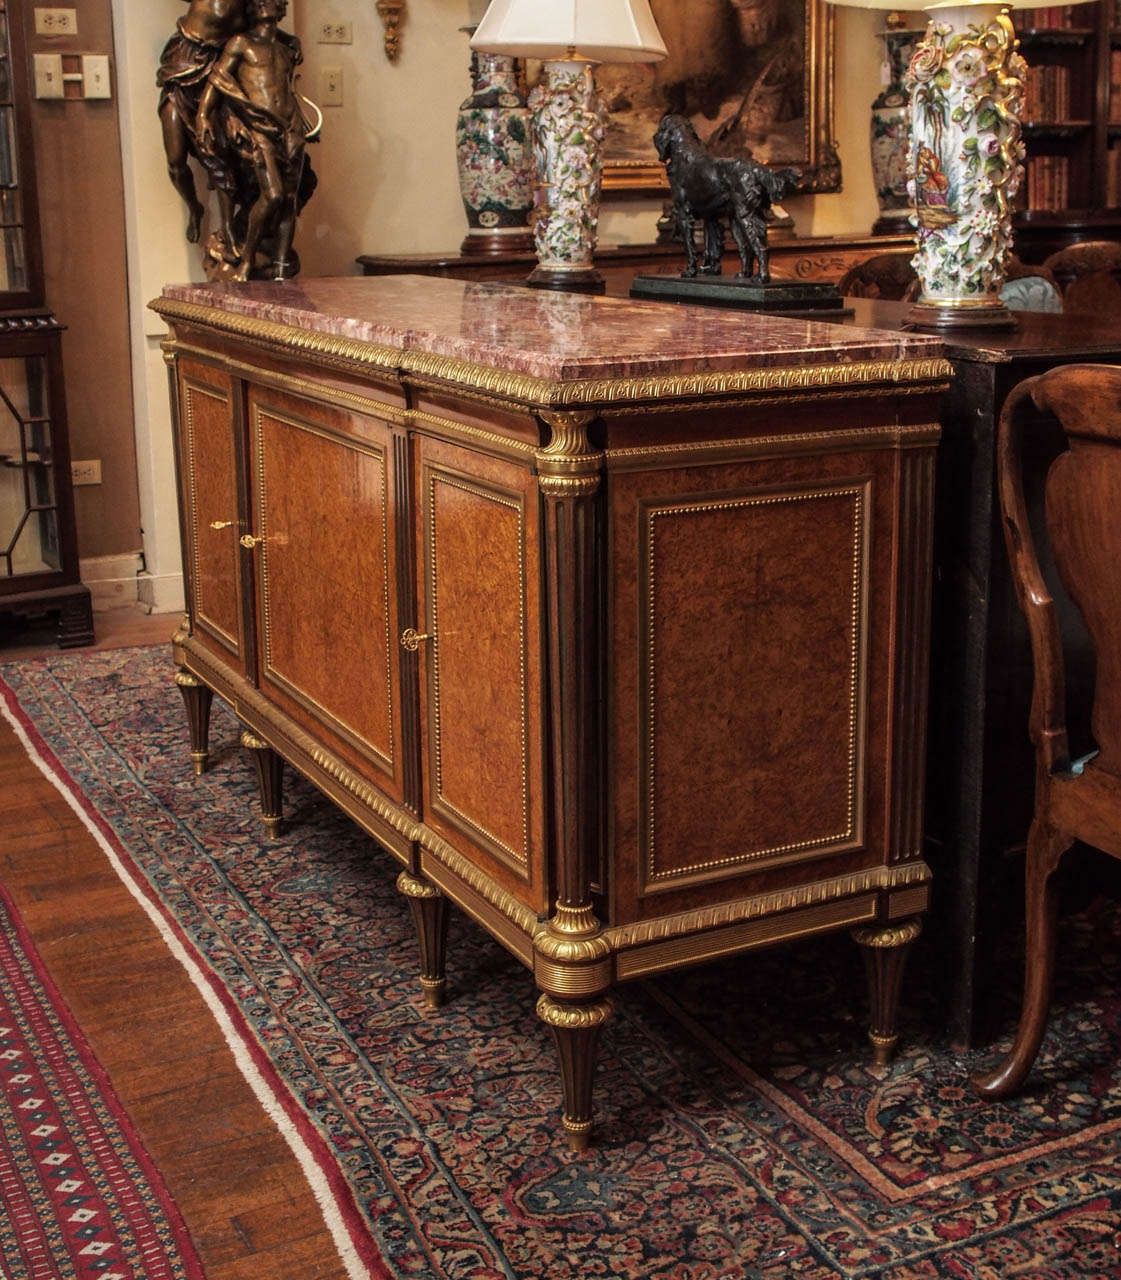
(826, 0, 1095, 329)
(471, 0, 667, 293)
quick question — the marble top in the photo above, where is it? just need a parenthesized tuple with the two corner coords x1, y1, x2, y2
(159, 275, 943, 382)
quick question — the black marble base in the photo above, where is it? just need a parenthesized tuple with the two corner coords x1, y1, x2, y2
(0, 583, 95, 649)
(630, 273, 851, 318)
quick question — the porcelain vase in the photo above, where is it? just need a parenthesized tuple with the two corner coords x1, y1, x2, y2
(526, 61, 607, 292)
(455, 47, 536, 257)
(903, 4, 1026, 328)
(870, 22, 924, 235)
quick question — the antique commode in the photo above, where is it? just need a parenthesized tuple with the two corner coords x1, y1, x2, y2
(154, 276, 949, 1148)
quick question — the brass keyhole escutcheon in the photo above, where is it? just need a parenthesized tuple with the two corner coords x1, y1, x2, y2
(400, 627, 432, 652)
(239, 534, 264, 549)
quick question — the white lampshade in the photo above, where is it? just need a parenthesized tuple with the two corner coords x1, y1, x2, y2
(470, 0, 668, 62)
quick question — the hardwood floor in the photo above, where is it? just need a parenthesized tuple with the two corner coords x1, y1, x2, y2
(0, 606, 351, 1280)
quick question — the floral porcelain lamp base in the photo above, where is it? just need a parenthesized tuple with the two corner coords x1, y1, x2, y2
(456, 44, 537, 258)
(904, 3, 1024, 330)
(832, 0, 1093, 329)
(470, 0, 668, 295)
(525, 60, 608, 294)
(870, 16, 925, 237)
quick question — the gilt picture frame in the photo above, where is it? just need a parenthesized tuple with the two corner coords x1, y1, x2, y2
(598, 0, 840, 195)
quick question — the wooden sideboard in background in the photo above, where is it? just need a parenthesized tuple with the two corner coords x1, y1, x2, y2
(357, 220, 1121, 294)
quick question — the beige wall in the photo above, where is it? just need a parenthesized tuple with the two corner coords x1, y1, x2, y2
(91, 3, 888, 609)
(291, 4, 885, 271)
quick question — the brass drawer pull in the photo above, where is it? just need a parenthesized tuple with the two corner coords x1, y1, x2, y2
(209, 520, 234, 530)
(400, 627, 432, 652)
(239, 533, 265, 549)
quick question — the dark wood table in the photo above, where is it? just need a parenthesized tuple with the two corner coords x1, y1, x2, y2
(840, 301, 1121, 1046)
(357, 233, 915, 293)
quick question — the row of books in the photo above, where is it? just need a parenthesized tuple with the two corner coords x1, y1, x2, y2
(1023, 154, 1071, 211)
(1104, 145, 1121, 204)
(1027, 5, 1089, 28)
(1111, 49, 1121, 121)
(1022, 63, 1072, 122)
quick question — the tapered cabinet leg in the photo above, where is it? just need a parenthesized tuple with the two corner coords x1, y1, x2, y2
(536, 993, 613, 1153)
(852, 918, 922, 1066)
(175, 669, 214, 776)
(396, 871, 449, 1009)
(972, 821, 1073, 1099)
(240, 729, 284, 837)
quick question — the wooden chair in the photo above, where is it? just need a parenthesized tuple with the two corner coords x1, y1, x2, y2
(1042, 240, 1121, 315)
(836, 251, 917, 300)
(972, 363, 1121, 1100)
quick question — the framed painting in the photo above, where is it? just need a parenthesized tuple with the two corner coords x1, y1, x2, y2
(597, 0, 841, 195)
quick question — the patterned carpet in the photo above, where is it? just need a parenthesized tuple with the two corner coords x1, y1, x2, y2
(0, 878, 206, 1280)
(3, 644, 1121, 1279)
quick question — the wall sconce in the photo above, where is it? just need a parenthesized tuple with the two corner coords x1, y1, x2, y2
(375, 0, 406, 61)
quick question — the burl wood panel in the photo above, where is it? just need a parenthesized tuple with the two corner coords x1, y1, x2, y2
(417, 436, 546, 912)
(248, 386, 400, 796)
(639, 482, 869, 893)
(179, 361, 244, 671)
(609, 444, 905, 925)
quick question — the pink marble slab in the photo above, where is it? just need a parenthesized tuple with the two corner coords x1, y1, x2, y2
(159, 275, 943, 382)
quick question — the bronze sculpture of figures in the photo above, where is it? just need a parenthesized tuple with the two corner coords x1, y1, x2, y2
(654, 113, 799, 282)
(157, 0, 319, 281)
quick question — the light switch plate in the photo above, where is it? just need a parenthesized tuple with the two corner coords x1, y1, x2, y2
(32, 53, 64, 98)
(320, 66, 343, 106)
(82, 54, 111, 98)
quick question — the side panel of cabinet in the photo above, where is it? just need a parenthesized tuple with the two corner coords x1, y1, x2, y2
(608, 445, 903, 925)
(247, 384, 403, 803)
(415, 435, 548, 916)
(176, 358, 251, 676)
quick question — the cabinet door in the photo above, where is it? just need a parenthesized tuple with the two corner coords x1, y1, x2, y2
(247, 384, 402, 802)
(415, 435, 547, 915)
(608, 447, 897, 926)
(176, 359, 250, 675)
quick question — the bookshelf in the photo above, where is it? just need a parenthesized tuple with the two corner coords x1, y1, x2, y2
(1012, 2, 1121, 252)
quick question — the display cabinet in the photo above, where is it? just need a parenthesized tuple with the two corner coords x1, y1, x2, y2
(1014, 1, 1121, 246)
(0, 0, 92, 645)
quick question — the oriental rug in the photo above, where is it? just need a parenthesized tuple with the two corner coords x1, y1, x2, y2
(3, 644, 1121, 1280)
(0, 879, 206, 1280)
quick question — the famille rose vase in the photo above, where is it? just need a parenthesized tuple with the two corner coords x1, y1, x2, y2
(455, 48, 536, 257)
(903, 4, 1026, 328)
(870, 21, 924, 234)
(526, 61, 607, 292)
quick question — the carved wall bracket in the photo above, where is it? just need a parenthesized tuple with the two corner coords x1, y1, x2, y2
(375, 0, 406, 61)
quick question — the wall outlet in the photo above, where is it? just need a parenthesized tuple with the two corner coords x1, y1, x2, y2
(320, 66, 343, 106)
(71, 459, 101, 486)
(34, 8, 77, 35)
(318, 21, 352, 43)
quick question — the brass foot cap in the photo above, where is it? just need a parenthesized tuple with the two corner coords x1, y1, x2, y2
(420, 978, 446, 1011)
(563, 1117, 593, 1153)
(870, 1030, 899, 1066)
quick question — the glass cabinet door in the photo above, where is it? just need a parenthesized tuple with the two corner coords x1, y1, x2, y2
(0, 347, 60, 581)
(0, 0, 42, 311)
(0, 3, 27, 296)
